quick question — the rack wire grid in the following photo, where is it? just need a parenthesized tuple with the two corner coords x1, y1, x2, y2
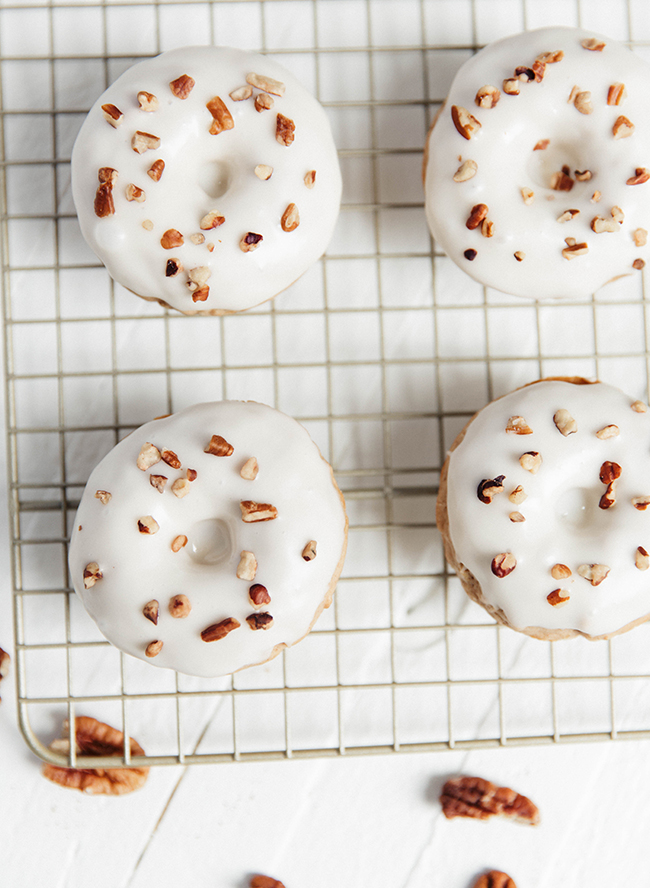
(4, 0, 650, 771)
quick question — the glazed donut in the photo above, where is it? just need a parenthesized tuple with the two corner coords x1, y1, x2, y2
(436, 378, 650, 641)
(71, 46, 341, 315)
(68, 401, 348, 676)
(423, 27, 650, 299)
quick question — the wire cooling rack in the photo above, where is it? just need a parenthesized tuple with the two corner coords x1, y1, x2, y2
(4, 0, 650, 770)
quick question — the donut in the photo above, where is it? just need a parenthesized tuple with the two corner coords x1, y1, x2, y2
(71, 46, 341, 315)
(436, 377, 650, 641)
(423, 27, 650, 300)
(68, 401, 348, 676)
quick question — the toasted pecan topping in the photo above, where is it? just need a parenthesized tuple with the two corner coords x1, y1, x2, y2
(166, 258, 182, 277)
(94, 490, 111, 504)
(171, 478, 190, 498)
(553, 409, 577, 436)
(613, 115, 635, 139)
(509, 485, 527, 504)
(607, 82, 627, 106)
(599, 461, 622, 484)
(161, 229, 184, 249)
(145, 640, 163, 658)
(125, 183, 145, 203)
(192, 286, 210, 303)
(521, 187, 534, 205)
(547, 589, 570, 607)
(137, 515, 159, 534)
(506, 415, 533, 435)
(101, 103, 123, 127)
(477, 475, 506, 503)
(574, 169, 592, 181)
(514, 251, 525, 261)
(451, 104, 481, 139)
(502, 78, 520, 95)
(250, 877, 286, 888)
(463, 248, 477, 261)
(255, 164, 273, 180)
(633, 258, 646, 270)
(132, 130, 161, 154)
(472, 872, 517, 888)
(627, 167, 650, 185)
(246, 72, 286, 96)
(240, 457, 259, 480)
(255, 93, 274, 112)
(466, 203, 488, 230)
(204, 434, 234, 457)
(94, 167, 117, 218)
(633, 496, 650, 511)
(240, 501, 278, 523)
(536, 50, 564, 64)
(170, 74, 195, 99)
(599, 481, 617, 510)
(577, 563, 610, 585)
(237, 551, 258, 581)
(596, 424, 619, 439)
(440, 776, 539, 825)
(190, 233, 205, 245)
(161, 448, 181, 469)
(304, 169, 316, 188)
(636, 547, 650, 571)
(200, 211, 225, 230)
(557, 209, 579, 223)
(582, 37, 606, 51)
(147, 159, 165, 181)
(509, 511, 525, 523)
(519, 451, 542, 473)
(143, 600, 159, 625)
(562, 242, 589, 259)
(171, 534, 188, 552)
(169, 594, 191, 618)
(533, 139, 549, 151)
(149, 474, 167, 493)
(482, 219, 495, 238)
(281, 203, 300, 232)
(453, 159, 478, 182)
(201, 617, 241, 642)
(475, 84, 500, 109)
(186, 266, 211, 291)
(240, 232, 263, 252)
(550, 168, 573, 192)
(137, 91, 158, 112)
(632, 400, 648, 413)
(187, 469, 197, 482)
(207, 96, 234, 134)
(249, 583, 271, 608)
(491, 553, 517, 578)
(246, 612, 274, 631)
(573, 89, 593, 115)
(230, 85, 253, 102)
(137, 442, 161, 470)
(276, 113, 295, 146)
(83, 562, 102, 589)
(633, 228, 648, 247)
(142, 219, 154, 230)
(551, 563, 571, 580)
(302, 540, 318, 561)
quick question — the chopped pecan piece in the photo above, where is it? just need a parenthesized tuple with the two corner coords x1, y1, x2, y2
(255, 93, 274, 112)
(94, 490, 111, 505)
(633, 228, 648, 246)
(240, 501, 278, 522)
(249, 583, 271, 608)
(281, 203, 300, 232)
(636, 547, 650, 571)
(148, 159, 165, 181)
(491, 553, 517, 578)
(83, 562, 102, 589)
(477, 475, 506, 504)
(551, 563, 571, 580)
(101, 103, 123, 127)
(200, 211, 226, 230)
(190, 233, 205, 245)
(562, 242, 589, 259)
(171, 478, 190, 498)
(550, 168, 573, 191)
(515, 66, 535, 81)
(166, 258, 182, 277)
(440, 776, 539, 825)
(509, 485, 527, 504)
(519, 451, 542, 473)
(591, 191, 602, 202)
(170, 74, 195, 99)
(94, 167, 117, 218)
(255, 164, 273, 180)
(632, 496, 650, 511)
(240, 232, 263, 252)
(502, 78, 520, 95)
(143, 600, 159, 624)
(0, 646, 10, 699)
(207, 96, 234, 135)
(509, 511, 525, 523)
(145, 640, 163, 657)
(247, 612, 274, 631)
(201, 617, 241, 642)
(553, 409, 577, 436)
(237, 551, 258, 581)
(577, 563, 610, 585)
(204, 434, 234, 457)
(466, 203, 488, 230)
(192, 286, 210, 303)
(246, 72, 286, 97)
(125, 183, 145, 203)
(42, 716, 149, 795)
(143, 219, 154, 230)
(547, 589, 570, 607)
(506, 415, 533, 435)
(596, 424, 619, 439)
(276, 113, 295, 146)
(574, 169, 592, 181)
(137, 91, 158, 112)
(613, 116, 635, 139)
(230, 85, 253, 102)
(187, 469, 196, 481)
(137, 442, 161, 470)
(132, 131, 161, 154)
(171, 534, 188, 552)
(599, 481, 617, 510)
(187, 266, 211, 291)
(591, 215, 619, 233)
(599, 461, 622, 484)
(582, 37, 606, 51)
(473, 872, 517, 888)
(521, 187, 534, 205)
(573, 90, 593, 114)
(534, 139, 549, 151)
(161, 448, 181, 469)
(633, 259, 646, 270)
(532, 59, 546, 81)
(250, 877, 286, 888)
(240, 456, 259, 480)
(451, 105, 481, 139)
(169, 594, 191, 618)
(607, 82, 627, 106)
(475, 85, 500, 109)
(482, 219, 495, 238)
(557, 209, 579, 223)
(632, 400, 648, 413)
(464, 249, 477, 261)
(304, 169, 316, 188)
(161, 229, 184, 249)
(514, 251, 525, 262)
(302, 540, 317, 561)
(627, 168, 650, 185)
(453, 159, 478, 182)
(149, 474, 167, 493)
(137, 515, 159, 534)
(536, 50, 564, 64)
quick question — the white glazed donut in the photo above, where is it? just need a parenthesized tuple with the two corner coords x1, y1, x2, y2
(71, 46, 342, 315)
(423, 27, 650, 300)
(68, 401, 348, 676)
(437, 378, 650, 640)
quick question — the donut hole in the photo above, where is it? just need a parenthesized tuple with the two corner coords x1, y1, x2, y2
(188, 518, 232, 565)
(555, 486, 599, 530)
(526, 141, 594, 193)
(198, 159, 233, 200)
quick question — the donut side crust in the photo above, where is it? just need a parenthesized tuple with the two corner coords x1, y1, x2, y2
(435, 376, 650, 642)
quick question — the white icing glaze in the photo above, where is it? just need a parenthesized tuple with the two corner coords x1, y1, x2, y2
(71, 46, 341, 314)
(424, 27, 650, 299)
(445, 380, 650, 637)
(69, 401, 348, 676)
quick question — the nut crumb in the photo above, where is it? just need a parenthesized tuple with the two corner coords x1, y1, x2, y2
(599, 461, 622, 484)
(591, 191, 602, 202)
(607, 82, 627, 106)
(557, 209, 579, 223)
(599, 481, 617, 510)
(573, 90, 593, 114)
(250, 877, 286, 888)
(94, 167, 117, 218)
(463, 249, 477, 261)
(143, 600, 159, 624)
(477, 476, 506, 503)
(161, 449, 181, 469)
(633, 258, 646, 270)
(170, 74, 195, 99)
(142, 219, 154, 231)
(562, 242, 589, 259)
(550, 169, 573, 191)
(514, 251, 525, 262)
(633, 228, 648, 247)
(582, 37, 606, 51)
(186, 266, 211, 291)
(472, 873, 517, 888)
(125, 183, 145, 203)
(276, 113, 295, 146)
(169, 594, 191, 618)
(101, 103, 123, 128)
(246, 72, 286, 97)
(491, 552, 517, 578)
(521, 187, 534, 205)
(574, 169, 592, 181)
(240, 232, 263, 252)
(304, 170, 316, 188)
(200, 211, 225, 230)
(161, 229, 184, 249)
(255, 93, 274, 112)
(509, 511, 525, 523)
(149, 474, 167, 494)
(240, 457, 259, 480)
(631, 400, 648, 413)
(230, 85, 253, 102)
(171, 478, 190, 499)
(240, 500, 278, 522)
(503, 78, 520, 96)
(171, 534, 188, 552)
(189, 233, 205, 245)
(613, 115, 635, 139)
(481, 219, 495, 238)
(466, 203, 488, 230)
(94, 490, 111, 505)
(475, 85, 500, 109)
(533, 139, 549, 151)
(255, 164, 273, 180)
(204, 435, 234, 457)
(536, 50, 564, 64)
(632, 496, 650, 511)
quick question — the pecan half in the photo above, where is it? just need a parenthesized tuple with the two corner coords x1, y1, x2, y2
(240, 457, 259, 480)
(230, 85, 253, 102)
(137, 515, 159, 534)
(240, 232, 263, 252)
(249, 583, 271, 608)
(453, 159, 478, 182)
(551, 563, 571, 580)
(240, 501, 278, 522)
(281, 203, 300, 232)
(475, 85, 500, 109)
(599, 461, 622, 484)
(276, 113, 296, 146)
(255, 164, 273, 180)
(246, 72, 286, 96)
(451, 105, 481, 139)
(247, 612, 274, 630)
(596, 424, 619, 439)
(201, 617, 241, 642)
(477, 475, 506, 504)
(42, 716, 148, 795)
(627, 168, 650, 186)
(207, 96, 234, 135)
(577, 563, 610, 585)
(466, 203, 488, 230)
(613, 115, 635, 139)
(131, 131, 161, 154)
(171, 534, 188, 552)
(137, 442, 161, 470)
(636, 547, 650, 571)
(440, 776, 539, 825)
(553, 409, 577, 436)
(149, 474, 167, 493)
(101, 103, 123, 127)
(94, 490, 111, 504)
(83, 562, 102, 589)
(200, 211, 225, 230)
(255, 93, 274, 112)
(491, 553, 517, 578)
(143, 600, 159, 624)
(169, 594, 191, 618)
(204, 434, 234, 457)
(237, 551, 258, 581)
(509, 485, 527, 504)
(148, 159, 165, 181)
(519, 451, 542, 473)
(170, 74, 195, 99)
(473, 872, 517, 888)
(137, 91, 158, 112)
(506, 415, 533, 435)
(302, 540, 317, 561)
